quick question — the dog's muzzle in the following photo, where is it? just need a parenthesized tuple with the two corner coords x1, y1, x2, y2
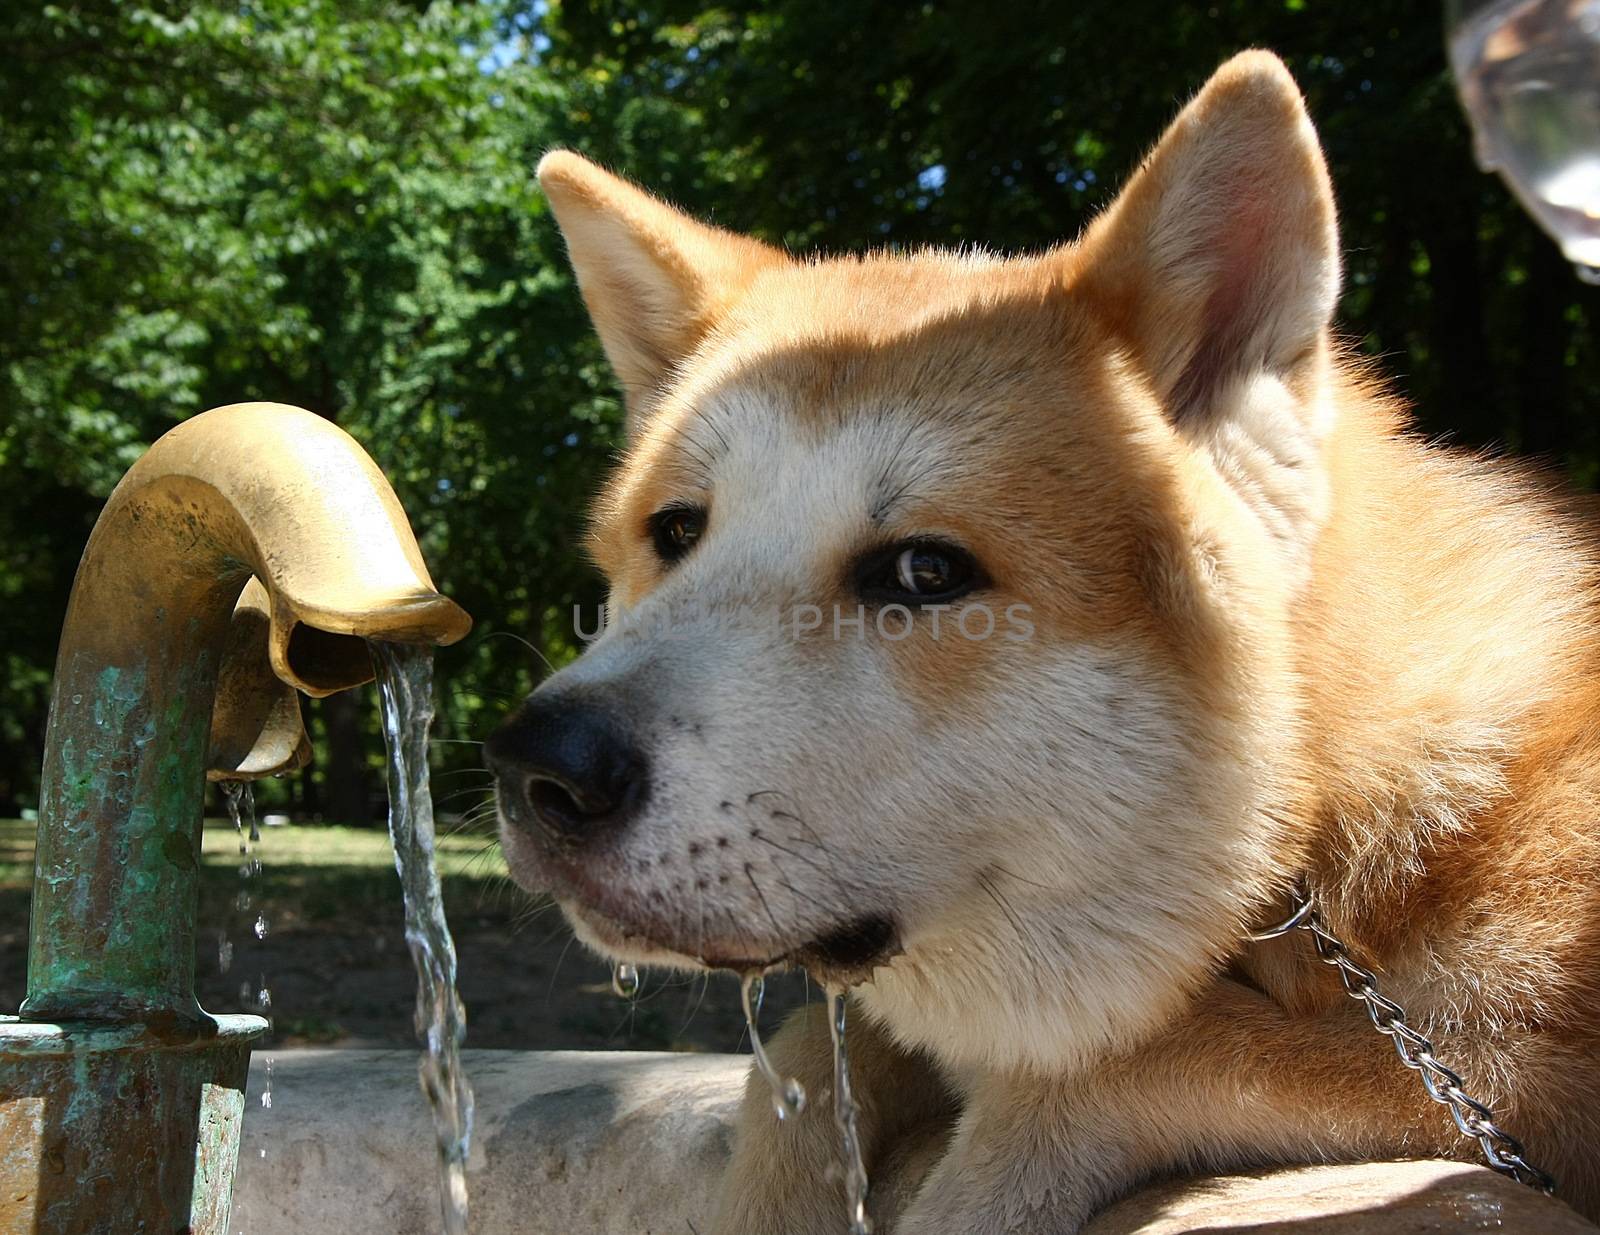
(486, 693, 650, 848)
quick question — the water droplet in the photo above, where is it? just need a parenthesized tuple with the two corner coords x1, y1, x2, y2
(739, 973, 807, 1121)
(611, 961, 640, 998)
(218, 937, 234, 974)
(256, 986, 272, 1010)
(253, 913, 269, 940)
(828, 988, 873, 1234)
(70, 693, 82, 704)
(234, 890, 252, 913)
(261, 1057, 274, 1108)
(222, 781, 250, 847)
(238, 980, 252, 1005)
(1576, 262, 1600, 286)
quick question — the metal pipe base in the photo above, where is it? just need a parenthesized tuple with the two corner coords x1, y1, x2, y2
(0, 1013, 267, 1235)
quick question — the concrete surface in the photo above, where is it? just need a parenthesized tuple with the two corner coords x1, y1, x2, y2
(1085, 1159, 1598, 1234)
(231, 1049, 1597, 1234)
(232, 1049, 741, 1235)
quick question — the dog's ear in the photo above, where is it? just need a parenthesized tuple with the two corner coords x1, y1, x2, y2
(538, 151, 786, 434)
(1074, 51, 1338, 426)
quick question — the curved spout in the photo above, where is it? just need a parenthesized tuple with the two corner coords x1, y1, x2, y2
(24, 403, 470, 1024)
(207, 579, 313, 781)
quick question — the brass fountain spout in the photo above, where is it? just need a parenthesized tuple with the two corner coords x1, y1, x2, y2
(0, 402, 470, 1233)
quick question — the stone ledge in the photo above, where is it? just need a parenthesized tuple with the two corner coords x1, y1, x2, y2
(1086, 1159, 1596, 1234)
(233, 1050, 1596, 1234)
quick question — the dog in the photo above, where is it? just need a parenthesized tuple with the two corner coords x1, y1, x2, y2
(486, 50, 1600, 1233)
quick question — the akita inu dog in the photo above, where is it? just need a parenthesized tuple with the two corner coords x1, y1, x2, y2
(487, 50, 1600, 1233)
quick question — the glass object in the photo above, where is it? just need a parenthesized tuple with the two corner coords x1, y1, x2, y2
(1448, 0, 1600, 282)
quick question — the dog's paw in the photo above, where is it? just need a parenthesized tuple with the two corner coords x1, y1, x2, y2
(709, 1187, 843, 1235)
(709, 1005, 860, 1235)
(894, 1173, 1097, 1235)
(890, 1087, 1112, 1235)
(894, 1179, 1098, 1235)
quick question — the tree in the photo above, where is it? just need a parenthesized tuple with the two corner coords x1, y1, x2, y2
(0, 0, 616, 812)
(3, 0, 1597, 812)
(534, 0, 1600, 463)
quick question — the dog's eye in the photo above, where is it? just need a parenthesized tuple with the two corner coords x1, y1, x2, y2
(859, 540, 983, 604)
(649, 505, 706, 563)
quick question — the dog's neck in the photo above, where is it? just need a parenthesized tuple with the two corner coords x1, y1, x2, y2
(1285, 385, 1599, 954)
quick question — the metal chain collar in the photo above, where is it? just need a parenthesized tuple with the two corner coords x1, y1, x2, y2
(1247, 887, 1556, 1195)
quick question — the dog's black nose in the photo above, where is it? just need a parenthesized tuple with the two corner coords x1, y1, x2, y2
(485, 695, 648, 844)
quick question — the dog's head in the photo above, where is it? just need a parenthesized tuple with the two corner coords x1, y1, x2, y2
(489, 52, 1339, 1070)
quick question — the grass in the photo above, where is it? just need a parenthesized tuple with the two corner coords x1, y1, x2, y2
(0, 819, 33, 887)
(1, 816, 511, 931)
(1, 816, 506, 886)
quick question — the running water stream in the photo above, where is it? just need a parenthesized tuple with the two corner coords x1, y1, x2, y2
(827, 989, 872, 1235)
(221, 780, 274, 1110)
(371, 641, 475, 1235)
(219, 776, 275, 1231)
(739, 973, 808, 1121)
(733, 973, 871, 1230)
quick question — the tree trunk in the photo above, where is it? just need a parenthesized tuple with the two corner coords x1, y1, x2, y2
(1514, 235, 1571, 462)
(321, 690, 371, 825)
(1425, 191, 1497, 444)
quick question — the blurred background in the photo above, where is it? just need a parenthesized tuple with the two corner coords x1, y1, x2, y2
(1, 0, 1597, 1046)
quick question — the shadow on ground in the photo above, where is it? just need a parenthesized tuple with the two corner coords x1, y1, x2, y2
(0, 820, 813, 1052)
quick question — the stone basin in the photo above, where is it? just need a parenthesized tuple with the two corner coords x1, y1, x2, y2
(231, 1049, 1598, 1234)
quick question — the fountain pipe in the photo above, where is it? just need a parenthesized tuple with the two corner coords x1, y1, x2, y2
(207, 579, 316, 781)
(22, 402, 470, 1025)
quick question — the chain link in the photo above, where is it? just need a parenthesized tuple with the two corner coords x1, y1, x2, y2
(1248, 886, 1556, 1195)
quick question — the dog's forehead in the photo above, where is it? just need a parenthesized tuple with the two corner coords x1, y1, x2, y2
(652, 258, 1085, 473)
(591, 249, 1152, 597)
(721, 250, 1071, 384)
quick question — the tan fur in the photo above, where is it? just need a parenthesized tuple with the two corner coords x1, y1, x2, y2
(514, 50, 1600, 1232)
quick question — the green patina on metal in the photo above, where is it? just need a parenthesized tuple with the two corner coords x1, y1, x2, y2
(6, 600, 262, 1234)
(26, 647, 218, 1021)
(0, 1015, 262, 1235)
(1, 402, 470, 1234)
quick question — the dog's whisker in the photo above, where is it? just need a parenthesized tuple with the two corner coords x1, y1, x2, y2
(773, 868, 807, 912)
(675, 969, 712, 1039)
(976, 869, 1035, 957)
(483, 628, 559, 676)
(988, 864, 1072, 895)
(433, 783, 497, 807)
(543, 931, 581, 1002)
(749, 832, 860, 903)
(743, 862, 786, 943)
(694, 874, 709, 964)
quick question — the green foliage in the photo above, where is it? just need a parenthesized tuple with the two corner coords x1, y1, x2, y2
(1, 0, 612, 807)
(540, 1, 1598, 458)
(2, 0, 1598, 810)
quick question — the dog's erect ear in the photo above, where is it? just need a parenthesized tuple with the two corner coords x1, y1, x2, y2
(537, 151, 786, 433)
(1074, 51, 1339, 426)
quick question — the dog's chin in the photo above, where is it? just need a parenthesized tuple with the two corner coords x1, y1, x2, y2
(562, 897, 903, 988)
(559, 898, 707, 971)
